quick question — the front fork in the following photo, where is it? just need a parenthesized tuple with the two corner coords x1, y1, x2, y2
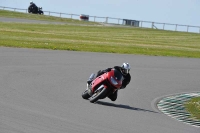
(86, 73, 96, 95)
(86, 83, 92, 96)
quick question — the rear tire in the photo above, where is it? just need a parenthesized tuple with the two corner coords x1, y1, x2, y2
(89, 88, 108, 103)
(82, 89, 90, 99)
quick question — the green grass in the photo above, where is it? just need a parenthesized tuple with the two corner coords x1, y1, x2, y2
(0, 10, 100, 25)
(0, 10, 200, 58)
(184, 97, 200, 120)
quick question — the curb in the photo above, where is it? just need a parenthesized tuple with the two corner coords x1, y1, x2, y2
(152, 92, 200, 128)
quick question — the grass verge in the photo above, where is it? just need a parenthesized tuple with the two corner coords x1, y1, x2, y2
(0, 10, 200, 58)
(184, 97, 200, 120)
(0, 10, 100, 25)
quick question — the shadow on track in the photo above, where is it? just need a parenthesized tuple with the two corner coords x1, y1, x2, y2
(96, 101, 158, 113)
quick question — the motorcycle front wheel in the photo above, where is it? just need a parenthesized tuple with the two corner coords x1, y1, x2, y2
(89, 87, 108, 103)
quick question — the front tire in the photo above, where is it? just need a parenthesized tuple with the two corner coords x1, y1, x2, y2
(82, 89, 90, 99)
(89, 88, 108, 103)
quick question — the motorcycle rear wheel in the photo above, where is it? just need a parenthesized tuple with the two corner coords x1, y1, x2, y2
(82, 89, 90, 99)
(89, 88, 108, 103)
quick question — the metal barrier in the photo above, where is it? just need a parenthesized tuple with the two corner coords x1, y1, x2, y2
(0, 6, 200, 33)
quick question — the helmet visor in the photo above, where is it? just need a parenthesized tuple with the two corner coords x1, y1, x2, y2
(125, 69, 129, 74)
(122, 68, 129, 74)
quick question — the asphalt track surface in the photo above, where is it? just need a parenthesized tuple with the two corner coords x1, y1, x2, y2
(0, 18, 200, 133)
(0, 47, 199, 133)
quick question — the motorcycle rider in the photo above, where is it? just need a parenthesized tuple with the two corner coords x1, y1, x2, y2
(87, 63, 131, 101)
(28, 1, 38, 14)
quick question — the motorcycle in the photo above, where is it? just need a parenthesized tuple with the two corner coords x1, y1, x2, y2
(38, 7, 44, 15)
(82, 68, 123, 103)
(28, 6, 43, 15)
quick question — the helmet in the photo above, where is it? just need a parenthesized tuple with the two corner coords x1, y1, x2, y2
(121, 63, 130, 75)
(30, 1, 33, 4)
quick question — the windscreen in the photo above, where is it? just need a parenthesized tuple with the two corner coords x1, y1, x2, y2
(113, 69, 123, 81)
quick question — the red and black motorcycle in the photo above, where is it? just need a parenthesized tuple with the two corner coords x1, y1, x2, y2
(82, 68, 123, 103)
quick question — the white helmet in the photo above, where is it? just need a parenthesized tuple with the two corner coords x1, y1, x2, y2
(121, 63, 130, 75)
(30, 1, 33, 4)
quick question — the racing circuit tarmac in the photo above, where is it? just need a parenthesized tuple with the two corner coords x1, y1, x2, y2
(0, 47, 199, 133)
(0, 16, 200, 133)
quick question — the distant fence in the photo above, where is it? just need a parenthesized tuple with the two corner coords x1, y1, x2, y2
(1, 6, 200, 34)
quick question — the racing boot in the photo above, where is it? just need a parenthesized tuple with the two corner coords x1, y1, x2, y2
(108, 90, 118, 101)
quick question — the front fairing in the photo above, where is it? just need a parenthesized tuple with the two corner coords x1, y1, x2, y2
(107, 69, 123, 88)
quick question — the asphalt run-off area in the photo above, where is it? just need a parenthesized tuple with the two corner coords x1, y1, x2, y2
(0, 47, 199, 133)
